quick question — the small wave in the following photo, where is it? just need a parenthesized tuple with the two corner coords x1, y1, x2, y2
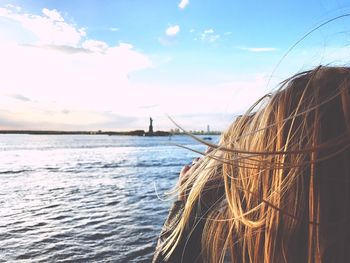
(50, 233, 72, 240)
(105, 200, 120, 206)
(45, 167, 60, 171)
(51, 161, 182, 171)
(61, 168, 85, 173)
(77, 161, 103, 167)
(86, 232, 113, 241)
(77, 219, 104, 228)
(16, 253, 34, 260)
(48, 187, 65, 192)
(135, 162, 183, 168)
(48, 214, 70, 221)
(122, 243, 155, 262)
(28, 221, 48, 228)
(102, 161, 183, 168)
(43, 203, 61, 209)
(10, 226, 37, 234)
(101, 163, 121, 168)
(0, 169, 32, 175)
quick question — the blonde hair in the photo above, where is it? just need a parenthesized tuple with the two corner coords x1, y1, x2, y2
(163, 66, 350, 263)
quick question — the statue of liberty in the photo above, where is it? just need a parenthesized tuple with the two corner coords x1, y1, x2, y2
(148, 117, 153, 134)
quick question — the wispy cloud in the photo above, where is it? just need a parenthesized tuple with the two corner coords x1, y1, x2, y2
(236, 46, 278, 52)
(139, 104, 159, 109)
(0, 6, 86, 47)
(5, 4, 21, 12)
(165, 25, 180, 37)
(109, 27, 119, 32)
(82, 39, 109, 53)
(34, 44, 91, 54)
(8, 94, 31, 102)
(201, 29, 220, 43)
(42, 8, 64, 22)
(178, 0, 189, 9)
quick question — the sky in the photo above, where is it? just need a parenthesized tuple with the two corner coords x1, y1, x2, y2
(1, 0, 350, 131)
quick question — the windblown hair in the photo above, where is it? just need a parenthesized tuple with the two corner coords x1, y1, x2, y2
(164, 66, 350, 263)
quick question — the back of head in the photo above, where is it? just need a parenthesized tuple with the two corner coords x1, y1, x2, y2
(219, 66, 350, 263)
(280, 66, 350, 263)
(164, 66, 350, 263)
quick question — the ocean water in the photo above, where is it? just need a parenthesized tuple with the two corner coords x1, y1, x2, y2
(0, 134, 217, 262)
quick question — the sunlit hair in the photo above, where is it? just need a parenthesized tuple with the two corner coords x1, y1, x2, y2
(163, 66, 350, 263)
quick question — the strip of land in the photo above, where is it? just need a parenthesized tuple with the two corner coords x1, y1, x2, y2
(0, 130, 220, 136)
(0, 130, 168, 136)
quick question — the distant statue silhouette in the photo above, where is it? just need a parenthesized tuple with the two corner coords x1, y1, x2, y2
(148, 117, 154, 134)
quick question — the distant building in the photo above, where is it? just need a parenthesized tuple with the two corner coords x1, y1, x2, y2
(148, 117, 154, 134)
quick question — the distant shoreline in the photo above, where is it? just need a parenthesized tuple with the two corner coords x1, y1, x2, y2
(0, 130, 168, 136)
(0, 130, 221, 136)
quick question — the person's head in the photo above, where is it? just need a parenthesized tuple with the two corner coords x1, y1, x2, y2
(165, 66, 350, 263)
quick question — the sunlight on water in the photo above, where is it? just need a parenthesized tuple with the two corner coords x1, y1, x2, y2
(0, 134, 216, 262)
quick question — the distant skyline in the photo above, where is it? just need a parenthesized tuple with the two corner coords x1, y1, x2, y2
(1, 1, 350, 131)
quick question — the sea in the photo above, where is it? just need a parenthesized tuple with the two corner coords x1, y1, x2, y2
(0, 134, 218, 263)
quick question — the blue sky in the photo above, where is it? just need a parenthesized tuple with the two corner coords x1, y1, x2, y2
(1, 0, 350, 131)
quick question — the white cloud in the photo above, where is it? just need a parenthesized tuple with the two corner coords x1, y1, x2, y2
(201, 29, 220, 43)
(204, 29, 214, 34)
(0, 6, 85, 46)
(109, 27, 119, 32)
(0, 41, 153, 108)
(82, 39, 109, 53)
(179, 0, 189, 9)
(5, 4, 21, 12)
(166, 25, 180, 37)
(42, 8, 64, 22)
(237, 46, 278, 52)
(0, 6, 156, 130)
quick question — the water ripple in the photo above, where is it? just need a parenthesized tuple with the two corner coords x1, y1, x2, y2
(0, 134, 213, 262)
